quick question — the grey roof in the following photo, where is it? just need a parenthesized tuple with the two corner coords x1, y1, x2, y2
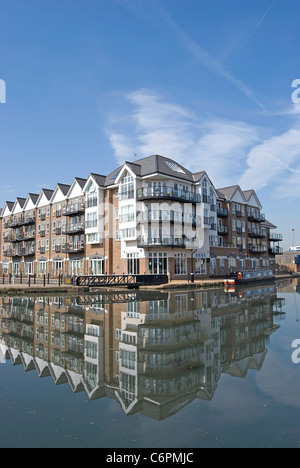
(90, 173, 106, 187)
(6, 201, 14, 211)
(106, 155, 204, 185)
(262, 219, 277, 229)
(217, 190, 226, 200)
(217, 185, 241, 201)
(28, 193, 39, 204)
(74, 177, 88, 189)
(192, 171, 206, 183)
(135, 154, 195, 182)
(16, 197, 26, 208)
(104, 167, 122, 186)
(57, 184, 71, 196)
(41, 189, 54, 201)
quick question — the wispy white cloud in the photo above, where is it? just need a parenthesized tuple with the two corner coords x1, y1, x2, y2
(106, 89, 261, 187)
(106, 89, 300, 199)
(239, 118, 300, 197)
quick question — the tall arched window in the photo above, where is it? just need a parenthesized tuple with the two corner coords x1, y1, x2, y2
(120, 171, 134, 200)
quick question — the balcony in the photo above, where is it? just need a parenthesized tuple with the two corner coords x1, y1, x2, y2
(10, 232, 35, 243)
(218, 225, 228, 235)
(269, 233, 283, 242)
(22, 248, 35, 257)
(138, 211, 201, 226)
(217, 207, 228, 218)
(249, 245, 268, 254)
(248, 213, 265, 223)
(3, 248, 35, 257)
(4, 250, 16, 257)
(63, 203, 85, 216)
(137, 187, 201, 204)
(5, 216, 36, 228)
(269, 246, 283, 255)
(62, 242, 85, 254)
(137, 236, 186, 248)
(248, 229, 266, 239)
(63, 223, 85, 235)
(210, 241, 235, 248)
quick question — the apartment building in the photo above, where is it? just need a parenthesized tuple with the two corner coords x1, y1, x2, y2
(212, 185, 283, 275)
(0, 154, 283, 279)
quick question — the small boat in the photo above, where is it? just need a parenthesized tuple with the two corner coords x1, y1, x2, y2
(225, 269, 275, 285)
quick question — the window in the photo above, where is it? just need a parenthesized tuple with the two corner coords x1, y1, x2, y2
(86, 182, 97, 208)
(120, 205, 134, 223)
(195, 258, 207, 275)
(175, 253, 187, 275)
(86, 212, 97, 228)
(165, 160, 186, 174)
(87, 233, 99, 244)
(90, 259, 104, 275)
(86, 341, 98, 359)
(120, 350, 136, 370)
(120, 171, 134, 200)
(127, 253, 140, 275)
(122, 228, 136, 239)
(149, 252, 168, 275)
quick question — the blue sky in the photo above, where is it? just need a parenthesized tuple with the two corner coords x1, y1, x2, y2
(0, 0, 300, 249)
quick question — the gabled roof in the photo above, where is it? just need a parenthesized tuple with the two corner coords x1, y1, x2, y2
(15, 197, 26, 208)
(74, 177, 88, 189)
(57, 184, 71, 196)
(39, 189, 54, 201)
(217, 185, 246, 202)
(4, 201, 14, 213)
(106, 155, 206, 186)
(36, 189, 54, 207)
(90, 173, 106, 187)
(192, 171, 206, 183)
(134, 154, 195, 182)
(23, 193, 39, 212)
(83, 173, 106, 192)
(243, 189, 262, 209)
(28, 193, 39, 204)
(262, 219, 277, 229)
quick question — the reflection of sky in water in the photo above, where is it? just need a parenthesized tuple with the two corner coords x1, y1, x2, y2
(0, 281, 300, 448)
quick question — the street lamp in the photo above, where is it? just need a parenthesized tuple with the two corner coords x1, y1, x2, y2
(293, 229, 295, 249)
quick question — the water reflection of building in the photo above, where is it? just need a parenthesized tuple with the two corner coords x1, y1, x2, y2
(0, 287, 285, 420)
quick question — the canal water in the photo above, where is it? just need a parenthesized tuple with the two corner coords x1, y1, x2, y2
(0, 279, 300, 448)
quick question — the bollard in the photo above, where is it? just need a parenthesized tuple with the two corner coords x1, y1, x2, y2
(28, 275, 31, 287)
(43, 274, 46, 287)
